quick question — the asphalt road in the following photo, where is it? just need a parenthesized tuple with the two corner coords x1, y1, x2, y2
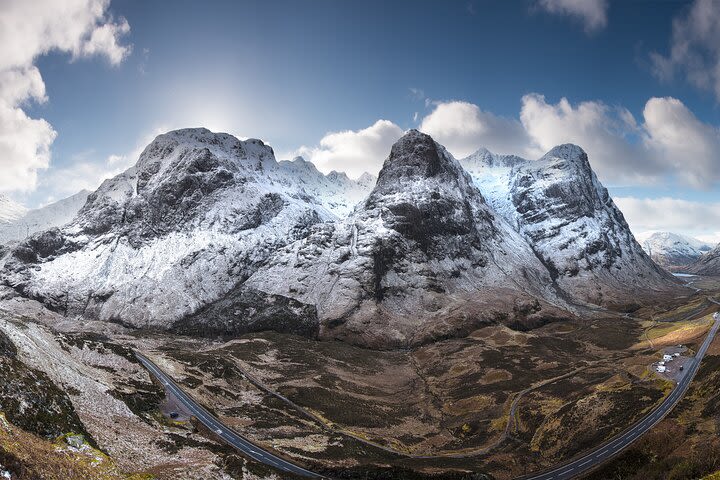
(135, 353, 325, 478)
(522, 306, 720, 480)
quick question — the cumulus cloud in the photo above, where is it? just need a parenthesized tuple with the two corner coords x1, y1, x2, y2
(650, 0, 720, 100)
(614, 196, 720, 245)
(290, 120, 404, 178)
(642, 96, 720, 188)
(0, 0, 131, 194)
(291, 94, 720, 191)
(536, 0, 609, 33)
(409, 95, 720, 189)
(519, 93, 659, 184)
(419, 101, 533, 159)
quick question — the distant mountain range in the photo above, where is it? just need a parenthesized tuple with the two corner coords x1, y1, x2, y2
(0, 128, 685, 347)
(0, 191, 90, 246)
(637, 231, 713, 272)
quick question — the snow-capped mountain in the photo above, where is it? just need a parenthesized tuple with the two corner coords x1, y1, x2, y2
(237, 130, 566, 347)
(1, 128, 683, 346)
(460, 145, 676, 307)
(0, 190, 90, 245)
(636, 231, 712, 271)
(686, 243, 720, 275)
(0, 195, 27, 224)
(275, 156, 375, 217)
(2, 128, 373, 331)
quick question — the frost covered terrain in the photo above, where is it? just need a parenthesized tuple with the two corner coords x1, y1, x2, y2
(2, 128, 374, 332)
(460, 145, 676, 307)
(244, 130, 566, 347)
(636, 231, 712, 271)
(0, 190, 90, 245)
(0, 128, 682, 346)
(0, 195, 27, 224)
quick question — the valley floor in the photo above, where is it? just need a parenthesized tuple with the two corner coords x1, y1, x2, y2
(0, 279, 719, 479)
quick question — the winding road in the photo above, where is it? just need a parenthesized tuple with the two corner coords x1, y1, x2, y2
(134, 353, 324, 478)
(136, 297, 720, 480)
(522, 302, 720, 480)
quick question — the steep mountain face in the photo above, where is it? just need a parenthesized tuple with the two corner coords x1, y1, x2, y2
(237, 130, 568, 347)
(637, 232, 712, 271)
(460, 145, 678, 308)
(275, 156, 375, 217)
(687, 243, 720, 275)
(0, 195, 27, 224)
(0, 190, 90, 246)
(1, 128, 373, 333)
(1, 128, 684, 348)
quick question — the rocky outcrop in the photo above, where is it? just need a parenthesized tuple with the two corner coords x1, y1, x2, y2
(244, 130, 568, 347)
(461, 145, 680, 308)
(1, 128, 373, 331)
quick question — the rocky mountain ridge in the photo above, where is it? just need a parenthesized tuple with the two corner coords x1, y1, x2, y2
(686, 243, 720, 275)
(0, 128, 684, 347)
(460, 144, 676, 308)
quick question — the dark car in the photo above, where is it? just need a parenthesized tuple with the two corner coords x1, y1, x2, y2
(169, 411, 179, 419)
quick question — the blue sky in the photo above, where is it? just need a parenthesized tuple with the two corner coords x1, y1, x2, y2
(1, 0, 719, 241)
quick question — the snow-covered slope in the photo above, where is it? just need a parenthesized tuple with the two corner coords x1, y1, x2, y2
(0, 191, 90, 245)
(0, 195, 27, 224)
(236, 130, 569, 347)
(460, 145, 678, 307)
(2, 128, 371, 332)
(686, 243, 720, 275)
(636, 232, 712, 271)
(1, 128, 683, 346)
(274, 157, 375, 217)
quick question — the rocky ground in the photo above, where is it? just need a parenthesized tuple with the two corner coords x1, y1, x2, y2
(1, 277, 718, 479)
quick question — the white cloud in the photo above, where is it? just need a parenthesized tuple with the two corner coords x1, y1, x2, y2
(519, 94, 660, 184)
(614, 196, 720, 245)
(642, 96, 720, 188)
(420, 101, 533, 159)
(409, 95, 720, 189)
(0, 0, 131, 194)
(536, 0, 609, 33)
(288, 94, 720, 191)
(290, 120, 404, 178)
(650, 0, 720, 100)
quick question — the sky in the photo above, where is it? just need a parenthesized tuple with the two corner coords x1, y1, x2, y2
(0, 0, 719, 243)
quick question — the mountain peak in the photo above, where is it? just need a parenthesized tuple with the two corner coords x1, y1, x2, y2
(463, 147, 528, 169)
(541, 144, 588, 164)
(378, 129, 456, 182)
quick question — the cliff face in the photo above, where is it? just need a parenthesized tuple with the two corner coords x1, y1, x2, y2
(461, 144, 678, 308)
(1, 128, 683, 347)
